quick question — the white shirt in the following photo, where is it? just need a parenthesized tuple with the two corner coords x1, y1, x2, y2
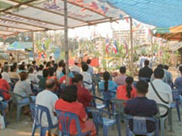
(80, 71, 92, 90)
(147, 79, 173, 116)
(28, 73, 39, 84)
(36, 70, 43, 77)
(56, 67, 63, 80)
(87, 65, 94, 75)
(36, 90, 58, 127)
(1, 72, 11, 83)
(70, 65, 80, 73)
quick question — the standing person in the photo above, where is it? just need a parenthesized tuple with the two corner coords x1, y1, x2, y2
(56, 60, 64, 80)
(116, 77, 137, 100)
(55, 85, 96, 136)
(80, 64, 92, 90)
(124, 80, 158, 133)
(114, 66, 127, 85)
(1, 64, 11, 83)
(36, 78, 58, 136)
(72, 74, 93, 107)
(87, 59, 94, 75)
(147, 68, 172, 117)
(138, 60, 153, 80)
(163, 65, 173, 86)
(174, 66, 182, 95)
(70, 60, 80, 73)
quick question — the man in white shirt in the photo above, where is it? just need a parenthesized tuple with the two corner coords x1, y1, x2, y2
(2, 64, 11, 83)
(36, 64, 44, 77)
(36, 78, 58, 135)
(147, 68, 173, 117)
(87, 59, 94, 75)
(70, 60, 80, 73)
(80, 64, 92, 90)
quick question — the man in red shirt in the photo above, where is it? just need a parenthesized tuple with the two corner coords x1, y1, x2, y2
(0, 73, 10, 100)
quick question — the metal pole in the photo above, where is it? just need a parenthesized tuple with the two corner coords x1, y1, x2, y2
(129, 17, 134, 76)
(64, 0, 69, 85)
(32, 31, 35, 60)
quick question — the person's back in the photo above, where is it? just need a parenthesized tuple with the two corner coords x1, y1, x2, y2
(124, 80, 158, 133)
(2, 64, 11, 83)
(70, 60, 80, 73)
(87, 59, 94, 75)
(147, 68, 172, 116)
(164, 65, 173, 86)
(114, 66, 127, 85)
(0, 73, 10, 100)
(174, 66, 182, 95)
(139, 60, 153, 79)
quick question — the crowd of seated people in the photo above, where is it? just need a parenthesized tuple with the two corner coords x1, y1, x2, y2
(0, 58, 181, 135)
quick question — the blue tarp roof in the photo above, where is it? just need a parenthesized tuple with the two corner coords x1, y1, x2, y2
(7, 41, 32, 50)
(98, 0, 182, 27)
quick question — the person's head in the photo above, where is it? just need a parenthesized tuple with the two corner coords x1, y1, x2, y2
(61, 85, 78, 102)
(48, 67, 55, 77)
(164, 65, 169, 70)
(87, 59, 91, 64)
(74, 60, 79, 65)
(72, 74, 83, 85)
(3, 65, 9, 72)
(154, 68, 164, 79)
(0, 63, 1, 68)
(144, 60, 149, 66)
(62, 68, 70, 75)
(43, 69, 49, 77)
(4, 62, 8, 65)
(39, 64, 44, 71)
(103, 71, 110, 91)
(125, 76, 134, 98)
(58, 60, 64, 67)
(52, 60, 55, 65)
(32, 60, 36, 65)
(19, 72, 28, 81)
(27, 64, 32, 70)
(43, 61, 47, 66)
(136, 80, 148, 96)
(53, 63, 58, 71)
(45, 78, 56, 91)
(82, 64, 88, 72)
(13, 62, 17, 69)
(19, 64, 26, 70)
(46, 62, 51, 68)
(21, 62, 25, 65)
(119, 66, 126, 74)
(10, 65, 15, 72)
(0, 73, 2, 79)
(157, 64, 164, 69)
(179, 66, 182, 74)
(28, 67, 34, 74)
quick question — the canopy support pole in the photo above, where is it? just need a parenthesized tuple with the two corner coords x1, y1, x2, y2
(32, 31, 35, 60)
(64, 0, 69, 85)
(129, 17, 134, 76)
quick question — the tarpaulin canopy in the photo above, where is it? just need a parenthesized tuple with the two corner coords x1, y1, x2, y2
(98, 0, 182, 27)
(7, 41, 33, 50)
(152, 25, 182, 41)
(0, 0, 126, 36)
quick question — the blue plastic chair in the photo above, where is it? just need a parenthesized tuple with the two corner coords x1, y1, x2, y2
(92, 74, 101, 94)
(91, 96, 106, 110)
(171, 89, 181, 121)
(139, 77, 150, 82)
(87, 107, 121, 136)
(125, 116, 159, 136)
(31, 104, 58, 136)
(56, 110, 91, 136)
(0, 101, 7, 127)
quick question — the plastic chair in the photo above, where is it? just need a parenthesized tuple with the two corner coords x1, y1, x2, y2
(91, 96, 106, 110)
(171, 89, 181, 121)
(125, 116, 159, 136)
(0, 100, 7, 127)
(92, 74, 101, 94)
(56, 110, 91, 136)
(9, 91, 31, 121)
(31, 104, 58, 136)
(87, 107, 121, 136)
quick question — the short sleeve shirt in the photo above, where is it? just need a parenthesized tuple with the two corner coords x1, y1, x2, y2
(0, 79, 10, 100)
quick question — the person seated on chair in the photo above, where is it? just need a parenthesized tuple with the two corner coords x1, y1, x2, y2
(36, 64, 44, 77)
(87, 59, 94, 75)
(56, 60, 64, 80)
(9, 65, 19, 79)
(28, 66, 39, 90)
(116, 76, 137, 101)
(114, 66, 127, 85)
(39, 69, 49, 91)
(60, 68, 72, 85)
(1, 64, 11, 83)
(164, 65, 173, 86)
(147, 68, 173, 117)
(174, 66, 182, 95)
(36, 78, 59, 136)
(80, 64, 92, 90)
(70, 59, 80, 73)
(55, 85, 96, 136)
(124, 80, 158, 133)
(99, 71, 118, 98)
(72, 74, 92, 108)
(138, 60, 153, 81)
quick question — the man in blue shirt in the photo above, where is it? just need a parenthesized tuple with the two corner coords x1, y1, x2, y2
(124, 80, 158, 133)
(174, 66, 182, 95)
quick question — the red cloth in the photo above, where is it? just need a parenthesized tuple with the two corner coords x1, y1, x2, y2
(0, 79, 10, 100)
(60, 76, 72, 85)
(116, 85, 137, 100)
(90, 58, 99, 67)
(77, 85, 92, 107)
(55, 99, 87, 135)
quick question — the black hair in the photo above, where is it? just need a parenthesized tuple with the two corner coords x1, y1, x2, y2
(103, 71, 110, 91)
(52, 60, 55, 65)
(125, 76, 134, 98)
(179, 66, 182, 73)
(61, 85, 78, 102)
(43, 69, 49, 77)
(39, 65, 44, 71)
(58, 60, 64, 67)
(32, 60, 36, 65)
(19, 64, 26, 70)
(72, 74, 83, 83)
(82, 64, 89, 71)
(19, 72, 28, 81)
(13, 62, 17, 68)
(10, 65, 15, 72)
(48, 67, 55, 76)
(46, 62, 51, 67)
(27, 64, 32, 69)
(0, 73, 2, 78)
(62, 68, 70, 75)
(45, 79, 56, 89)
(119, 66, 126, 74)
(144, 60, 149, 66)
(53, 63, 58, 72)
(28, 67, 34, 73)
(43, 61, 47, 65)
(136, 80, 148, 94)
(164, 65, 169, 70)
(87, 59, 91, 64)
(157, 64, 164, 69)
(154, 68, 164, 79)
(4, 62, 8, 65)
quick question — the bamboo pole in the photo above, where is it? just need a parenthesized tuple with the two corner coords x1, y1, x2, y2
(64, 0, 69, 85)
(129, 17, 134, 76)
